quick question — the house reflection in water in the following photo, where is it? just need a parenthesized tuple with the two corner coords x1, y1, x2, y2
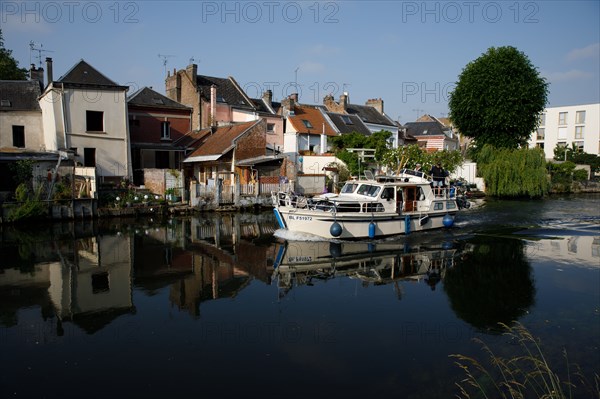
(0, 213, 280, 331)
(0, 232, 134, 334)
(165, 214, 277, 317)
(48, 235, 135, 333)
(528, 234, 600, 267)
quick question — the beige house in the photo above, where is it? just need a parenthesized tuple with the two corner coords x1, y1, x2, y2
(39, 59, 132, 182)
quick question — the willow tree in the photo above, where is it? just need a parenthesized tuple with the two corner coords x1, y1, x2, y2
(477, 145, 548, 198)
(449, 46, 548, 149)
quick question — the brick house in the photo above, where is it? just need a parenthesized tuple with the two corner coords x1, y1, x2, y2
(164, 64, 283, 148)
(322, 93, 400, 148)
(403, 115, 460, 152)
(183, 119, 279, 187)
(127, 86, 192, 183)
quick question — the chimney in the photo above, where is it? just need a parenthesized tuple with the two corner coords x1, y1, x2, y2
(29, 64, 44, 88)
(262, 89, 272, 106)
(210, 85, 217, 127)
(339, 92, 348, 110)
(186, 63, 198, 82)
(45, 57, 53, 84)
(366, 98, 384, 114)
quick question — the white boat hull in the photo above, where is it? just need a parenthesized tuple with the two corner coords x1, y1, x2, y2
(274, 207, 456, 239)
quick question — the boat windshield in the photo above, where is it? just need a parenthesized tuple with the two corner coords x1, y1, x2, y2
(341, 183, 358, 194)
(357, 184, 381, 197)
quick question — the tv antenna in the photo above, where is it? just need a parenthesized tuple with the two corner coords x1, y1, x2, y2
(189, 56, 199, 65)
(29, 41, 54, 67)
(412, 108, 424, 119)
(158, 54, 176, 76)
(342, 83, 350, 93)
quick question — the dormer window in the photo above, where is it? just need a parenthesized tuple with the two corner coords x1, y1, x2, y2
(161, 121, 171, 140)
(341, 115, 353, 125)
(302, 119, 313, 129)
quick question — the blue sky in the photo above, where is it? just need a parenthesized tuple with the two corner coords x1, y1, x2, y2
(2, 0, 599, 123)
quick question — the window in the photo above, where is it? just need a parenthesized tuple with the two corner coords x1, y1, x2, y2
(536, 143, 545, 149)
(92, 272, 109, 294)
(558, 112, 567, 125)
(1, 99, 11, 107)
(576, 110, 586, 124)
(86, 111, 104, 132)
(161, 121, 171, 140)
(301, 119, 313, 129)
(536, 128, 545, 140)
(267, 123, 275, 133)
(12, 125, 25, 148)
(539, 113, 546, 126)
(575, 126, 584, 139)
(574, 141, 584, 151)
(340, 115, 353, 125)
(84, 148, 96, 167)
(558, 127, 567, 140)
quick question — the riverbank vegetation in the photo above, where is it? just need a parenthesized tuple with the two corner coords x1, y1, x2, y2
(475, 145, 549, 198)
(451, 322, 600, 399)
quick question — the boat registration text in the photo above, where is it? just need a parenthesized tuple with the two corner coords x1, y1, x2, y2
(289, 215, 313, 221)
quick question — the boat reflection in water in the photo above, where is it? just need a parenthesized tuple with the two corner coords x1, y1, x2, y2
(272, 238, 469, 298)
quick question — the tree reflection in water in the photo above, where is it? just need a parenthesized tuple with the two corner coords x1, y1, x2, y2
(443, 235, 535, 332)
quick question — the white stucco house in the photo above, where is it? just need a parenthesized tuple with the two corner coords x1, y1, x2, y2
(529, 103, 600, 159)
(39, 59, 132, 181)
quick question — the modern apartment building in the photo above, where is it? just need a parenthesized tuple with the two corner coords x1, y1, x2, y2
(529, 103, 600, 159)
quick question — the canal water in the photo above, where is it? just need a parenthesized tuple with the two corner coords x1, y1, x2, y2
(1, 194, 598, 398)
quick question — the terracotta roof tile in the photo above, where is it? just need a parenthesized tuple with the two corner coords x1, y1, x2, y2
(288, 105, 337, 136)
(187, 120, 259, 157)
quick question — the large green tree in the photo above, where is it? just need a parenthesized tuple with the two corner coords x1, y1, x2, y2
(0, 29, 27, 80)
(449, 46, 548, 149)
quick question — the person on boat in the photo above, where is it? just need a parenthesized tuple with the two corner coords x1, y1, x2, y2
(414, 163, 422, 171)
(430, 162, 446, 196)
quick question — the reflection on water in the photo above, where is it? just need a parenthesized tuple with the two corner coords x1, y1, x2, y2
(0, 195, 598, 398)
(273, 239, 470, 298)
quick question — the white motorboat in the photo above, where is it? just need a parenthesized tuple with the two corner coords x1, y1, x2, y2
(272, 169, 468, 240)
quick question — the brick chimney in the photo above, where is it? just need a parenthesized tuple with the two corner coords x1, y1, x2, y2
(339, 92, 349, 110)
(281, 93, 296, 117)
(29, 64, 44, 88)
(262, 89, 272, 107)
(366, 98, 384, 114)
(165, 68, 182, 102)
(210, 85, 217, 127)
(45, 57, 53, 84)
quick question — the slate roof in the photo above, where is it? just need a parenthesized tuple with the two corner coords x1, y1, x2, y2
(196, 75, 254, 110)
(185, 120, 259, 160)
(128, 87, 191, 110)
(0, 80, 42, 111)
(345, 104, 395, 126)
(56, 59, 126, 88)
(288, 105, 337, 136)
(326, 112, 372, 135)
(403, 121, 450, 137)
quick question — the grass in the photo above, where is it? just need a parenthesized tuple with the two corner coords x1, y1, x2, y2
(450, 322, 600, 399)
